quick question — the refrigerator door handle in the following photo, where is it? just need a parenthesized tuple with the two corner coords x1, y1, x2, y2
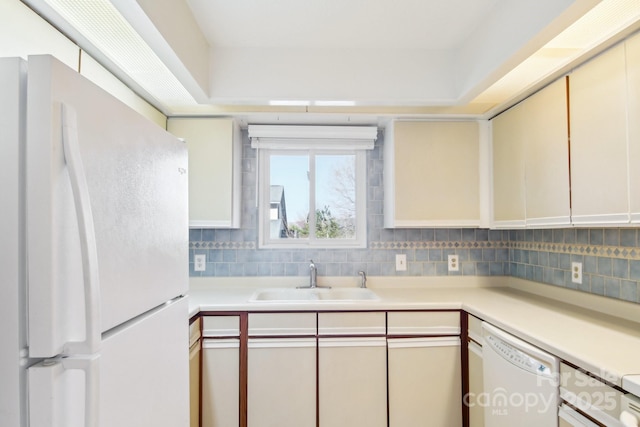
(63, 355, 100, 427)
(60, 102, 101, 355)
(29, 354, 100, 427)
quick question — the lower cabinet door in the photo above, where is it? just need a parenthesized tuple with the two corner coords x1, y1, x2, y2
(388, 337, 462, 427)
(202, 339, 240, 427)
(318, 338, 387, 427)
(468, 340, 484, 427)
(189, 340, 201, 427)
(247, 338, 316, 427)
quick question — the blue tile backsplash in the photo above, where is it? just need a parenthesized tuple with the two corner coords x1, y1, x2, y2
(189, 130, 640, 305)
(509, 229, 640, 303)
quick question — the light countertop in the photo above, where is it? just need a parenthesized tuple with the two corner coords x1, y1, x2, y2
(188, 276, 640, 393)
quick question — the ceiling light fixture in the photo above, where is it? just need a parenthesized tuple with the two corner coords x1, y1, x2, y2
(33, 0, 197, 112)
(313, 100, 357, 107)
(268, 100, 311, 106)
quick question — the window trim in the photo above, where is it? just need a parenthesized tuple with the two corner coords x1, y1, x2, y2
(249, 125, 376, 250)
(257, 147, 368, 249)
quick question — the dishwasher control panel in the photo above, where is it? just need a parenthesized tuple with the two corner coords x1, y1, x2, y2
(485, 334, 555, 377)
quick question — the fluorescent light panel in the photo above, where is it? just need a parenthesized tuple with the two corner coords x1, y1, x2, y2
(43, 0, 196, 108)
(268, 100, 310, 106)
(314, 100, 357, 107)
(268, 100, 357, 107)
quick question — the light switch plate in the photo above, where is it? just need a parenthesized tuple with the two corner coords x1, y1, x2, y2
(194, 254, 206, 272)
(396, 254, 407, 271)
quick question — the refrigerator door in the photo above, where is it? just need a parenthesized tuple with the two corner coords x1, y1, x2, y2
(0, 57, 28, 427)
(26, 55, 188, 357)
(28, 296, 190, 427)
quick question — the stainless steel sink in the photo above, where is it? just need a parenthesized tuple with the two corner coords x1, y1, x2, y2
(248, 287, 380, 303)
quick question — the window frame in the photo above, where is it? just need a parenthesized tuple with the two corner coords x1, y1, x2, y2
(257, 147, 368, 249)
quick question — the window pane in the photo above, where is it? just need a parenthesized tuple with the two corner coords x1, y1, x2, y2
(316, 154, 356, 239)
(269, 155, 309, 239)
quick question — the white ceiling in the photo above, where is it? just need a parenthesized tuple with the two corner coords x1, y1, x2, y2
(187, 0, 500, 50)
(21, 0, 640, 121)
(179, 0, 602, 112)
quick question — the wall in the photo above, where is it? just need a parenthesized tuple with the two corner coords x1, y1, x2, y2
(509, 228, 640, 303)
(189, 131, 510, 279)
(189, 130, 640, 305)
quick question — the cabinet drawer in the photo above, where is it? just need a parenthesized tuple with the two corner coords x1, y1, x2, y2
(468, 314, 483, 343)
(387, 311, 460, 336)
(560, 363, 624, 426)
(202, 315, 240, 337)
(189, 317, 201, 347)
(248, 313, 316, 336)
(318, 312, 385, 336)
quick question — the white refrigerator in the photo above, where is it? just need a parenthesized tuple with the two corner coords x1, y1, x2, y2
(0, 54, 190, 427)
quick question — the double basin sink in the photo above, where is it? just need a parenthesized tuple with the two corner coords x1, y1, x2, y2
(249, 287, 380, 303)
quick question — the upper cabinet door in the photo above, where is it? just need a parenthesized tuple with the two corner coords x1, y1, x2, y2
(627, 33, 640, 223)
(522, 78, 570, 227)
(569, 43, 630, 225)
(384, 121, 481, 228)
(491, 78, 570, 229)
(167, 118, 242, 228)
(491, 102, 526, 228)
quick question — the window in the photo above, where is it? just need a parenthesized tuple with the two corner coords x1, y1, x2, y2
(249, 125, 376, 249)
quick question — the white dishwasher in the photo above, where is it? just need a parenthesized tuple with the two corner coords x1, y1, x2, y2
(482, 322, 559, 427)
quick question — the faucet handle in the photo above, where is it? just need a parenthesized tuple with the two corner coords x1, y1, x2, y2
(357, 271, 367, 288)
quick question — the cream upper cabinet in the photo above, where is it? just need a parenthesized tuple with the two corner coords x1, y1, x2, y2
(491, 78, 570, 229)
(167, 118, 242, 228)
(522, 78, 570, 227)
(491, 102, 526, 228)
(627, 33, 640, 223)
(569, 42, 629, 225)
(384, 121, 482, 228)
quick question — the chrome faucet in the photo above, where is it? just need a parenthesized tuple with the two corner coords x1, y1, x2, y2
(309, 259, 318, 288)
(297, 259, 330, 289)
(358, 271, 367, 288)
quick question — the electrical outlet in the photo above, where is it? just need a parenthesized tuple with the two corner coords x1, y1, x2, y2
(571, 262, 582, 284)
(194, 254, 206, 272)
(448, 254, 459, 272)
(396, 254, 407, 271)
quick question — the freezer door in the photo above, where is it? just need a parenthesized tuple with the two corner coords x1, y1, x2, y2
(29, 296, 189, 427)
(0, 57, 28, 427)
(26, 55, 188, 357)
